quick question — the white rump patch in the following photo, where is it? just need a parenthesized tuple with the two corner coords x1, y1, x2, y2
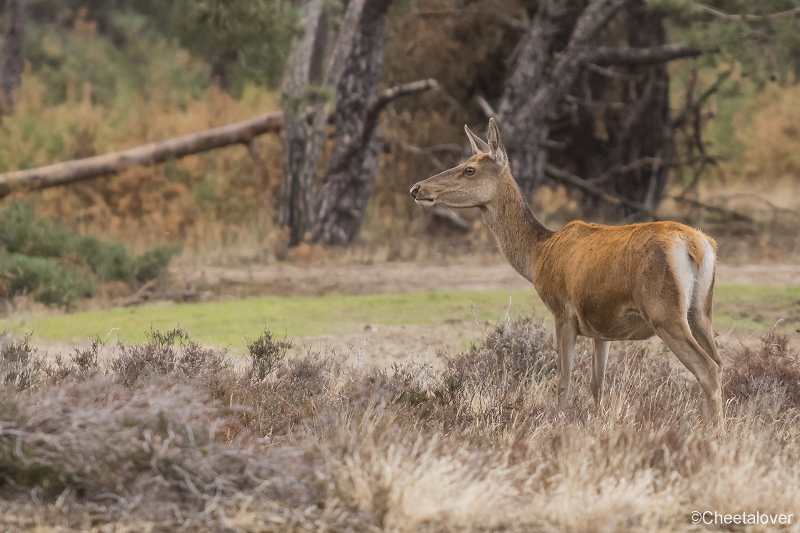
(670, 237, 696, 313)
(670, 235, 715, 316)
(692, 237, 715, 311)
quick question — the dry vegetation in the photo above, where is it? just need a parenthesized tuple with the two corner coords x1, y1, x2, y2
(2, 318, 799, 532)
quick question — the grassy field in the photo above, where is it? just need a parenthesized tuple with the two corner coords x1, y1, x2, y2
(2, 284, 798, 348)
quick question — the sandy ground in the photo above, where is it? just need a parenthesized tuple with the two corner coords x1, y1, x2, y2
(174, 261, 800, 296)
(25, 261, 800, 368)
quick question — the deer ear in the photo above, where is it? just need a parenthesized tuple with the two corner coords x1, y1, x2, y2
(487, 118, 508, 168)
(464, 125, 490, 155)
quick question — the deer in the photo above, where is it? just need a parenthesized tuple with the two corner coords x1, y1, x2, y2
(410, 118, 723, 424)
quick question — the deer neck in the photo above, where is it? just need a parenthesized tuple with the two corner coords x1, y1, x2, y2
(480, 178, 552, 282)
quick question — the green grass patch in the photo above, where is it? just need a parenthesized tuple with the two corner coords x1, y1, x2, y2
(0, 290, 548, 347)
(712, 284, 800, 333)
(2, 285, 797, 348)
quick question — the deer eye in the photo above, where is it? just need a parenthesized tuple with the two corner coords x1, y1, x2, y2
(464, 167, 475, 176)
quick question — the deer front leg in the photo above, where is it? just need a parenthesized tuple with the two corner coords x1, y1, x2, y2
(555, 319, 577, 411)
(591, 339, 610, 411)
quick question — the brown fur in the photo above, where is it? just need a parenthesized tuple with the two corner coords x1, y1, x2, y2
(411, 119, 723, 425)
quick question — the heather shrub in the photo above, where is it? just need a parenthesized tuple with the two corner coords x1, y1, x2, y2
(725, 332, 800, 411)
(1, 324, 799, 532)
(245, 328, 292, 383)
(0, 335, 46, 391)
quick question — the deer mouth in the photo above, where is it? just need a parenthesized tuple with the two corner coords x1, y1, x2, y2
(415, 197, 435, 207)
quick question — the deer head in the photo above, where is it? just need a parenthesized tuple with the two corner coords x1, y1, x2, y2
(410, 118, 510, 209)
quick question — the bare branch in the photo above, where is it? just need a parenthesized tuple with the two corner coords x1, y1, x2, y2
(475, 95, 497, 119)
(563, 94, 629, 110)
(400, 142, 446, 171)
(672, 69, 731, 128)
(545, 164, 659, 219)
(585, 63, 642, 80)
(587, 44, 701, 66)
(695, 3, 800, 21)
(668, 195, 753, 222)
(326, 79, 440, 173)
(592, 157, 664, 185)
(431, 206, 471, 231)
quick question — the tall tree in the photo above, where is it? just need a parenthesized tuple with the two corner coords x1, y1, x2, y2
(553, 0, 677, 214)
(0, 0, 28, 116)
(280, 0, 326, 245)
(313, 0, 393, 244)
(280, 0, 437, 245)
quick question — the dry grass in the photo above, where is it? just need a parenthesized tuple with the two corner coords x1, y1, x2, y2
(1, 319, 799, 532)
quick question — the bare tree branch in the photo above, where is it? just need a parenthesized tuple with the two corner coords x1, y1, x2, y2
(592, 157, 664, 185)
(695, 3, 800, 21)
(545, 164, 659, 219)
(672, 69, 731, 128)
(587, 44, 701, 66)
(326, 79, 439, 173)
(668, 195, 753, 222)
(475, 95, 497, 119)
(585, 63, 642, 80)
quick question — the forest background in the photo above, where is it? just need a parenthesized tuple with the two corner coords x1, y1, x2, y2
(0, 0, 799, 309)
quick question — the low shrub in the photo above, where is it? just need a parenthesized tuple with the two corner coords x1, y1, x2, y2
(0, 251, 95, 305)
(725, 332, 800, 410)
(0, 202, 180, 305)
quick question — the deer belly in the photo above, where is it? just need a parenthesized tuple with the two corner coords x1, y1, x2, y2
(576, 307, 654, 341)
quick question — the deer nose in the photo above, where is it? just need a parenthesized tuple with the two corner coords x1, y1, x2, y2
(410, 185, 420, 199)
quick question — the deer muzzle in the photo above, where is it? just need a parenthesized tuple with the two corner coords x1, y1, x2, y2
(410, 183, 435, 206)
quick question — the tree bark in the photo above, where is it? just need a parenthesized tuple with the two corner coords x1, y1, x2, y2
(0, 0, 27, 116)
(314, 0, 393, 245)
(294, 0, 368, 243)
(280, 0, 326, 245)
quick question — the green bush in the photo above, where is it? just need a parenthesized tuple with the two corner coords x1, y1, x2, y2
(0, 202, 180, 306)
(0, 251, 95, 306)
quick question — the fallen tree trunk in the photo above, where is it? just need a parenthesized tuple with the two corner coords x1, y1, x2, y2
(0, 110, 287, 198)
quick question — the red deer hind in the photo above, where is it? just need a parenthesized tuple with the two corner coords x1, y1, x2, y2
(410, 118, 723, 423)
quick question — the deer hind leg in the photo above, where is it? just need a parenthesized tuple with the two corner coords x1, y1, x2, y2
(689, 267, 722, 384)
(591, 339, 610, 411)
(689, 314, 722, 383)
(647, 238, 722, 424)
(653, 320, 722, 424)
(555, 319, 578, 411)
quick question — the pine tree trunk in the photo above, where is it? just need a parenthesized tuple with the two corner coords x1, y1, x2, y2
(0, 0, 27, 116)
(280, 0, 326, 245)
(314, 0, 392, 244)
(496, 0, 578, 198)
(497, 0, 630, 197)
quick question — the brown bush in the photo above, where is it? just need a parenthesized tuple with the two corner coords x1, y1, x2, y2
(725, 332, 800, 411)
